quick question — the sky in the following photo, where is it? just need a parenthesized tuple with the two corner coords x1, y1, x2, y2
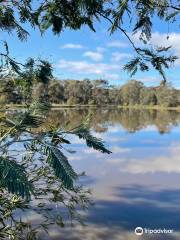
(1, 14, 180, 87)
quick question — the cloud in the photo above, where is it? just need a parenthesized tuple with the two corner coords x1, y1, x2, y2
(61, 43, 84, 49)
(137, 76, 161, 85)
(58, 59, 120, 76)
(151, 32, 180, 52)
(83, 51, 104, 61)
(105, 73, 120, 80)
(68, 156, 83, 161)
(132, 32, 180, 51)
(132, 32, 180, 66)
(111, 146, 131, 153)
(118, 143, 180, 174)
(107, 40, 128, 48)
(96, 47, 106, 52)
(111, 52, 132, 62)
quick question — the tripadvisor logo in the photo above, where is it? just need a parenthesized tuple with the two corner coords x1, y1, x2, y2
(135, 227, 143, 236)
(134, 227, 174, 236)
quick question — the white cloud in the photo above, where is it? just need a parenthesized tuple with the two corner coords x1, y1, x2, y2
(150, 32, 180, 52)
(132, 32, 180, 50)
(111, 52, 132, 62)
(61, 43, 84, 49)
(106, 158, 125, 164)
(83, 51, 104, 61)
(107, 40, 128, 48)
(96, 47, 106, 52)
(107, 125, 125, 133)
(68, 156, 83, 161)
(111, 146, 131, 153)
(132, 32, 180, 66)
(58, 59, 120, 76)
(138, 76, 161, 85)
(105, 73, 120, 80)
(118, 143, 180, 174)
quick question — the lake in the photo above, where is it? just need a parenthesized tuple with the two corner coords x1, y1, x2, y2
(38, 108, 180, 239)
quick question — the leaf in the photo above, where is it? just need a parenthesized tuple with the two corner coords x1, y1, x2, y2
(0, 157, 33, 199)
(9, 59, 21, 74)
(70, 126, 111, 154)
(123, 57, 140, 76)
(3, 101, 49, 130)
(3, 41, 9, 55)
(29, 101, 51, 115)
(45, 145, 78, 189)
(4, 113, 43, 130)
(156, 46, 172, 52)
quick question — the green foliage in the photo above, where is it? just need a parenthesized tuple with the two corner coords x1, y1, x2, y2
(46, 145, 78, 189)
(35, 60, 53, 84)
(124, 47, 178, 81)
(0, 157, 33, 199)
(70, 126, 112, 154)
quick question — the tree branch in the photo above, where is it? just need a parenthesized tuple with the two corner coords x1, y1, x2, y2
(97, 11, 145, 58)
(0, 53, 25, 67)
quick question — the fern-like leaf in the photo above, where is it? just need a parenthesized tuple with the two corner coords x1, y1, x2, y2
(45, 145, 78, 189)
(70, 126, 112, 154)
(0, 157, 33, 199)
(29, 101, 50, 115)
(4, 113, 43, 129)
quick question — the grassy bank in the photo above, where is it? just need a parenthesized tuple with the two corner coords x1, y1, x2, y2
(50, 104, 180, 111)
(5, 103, 180, 111)
(117, 105, 180, 111)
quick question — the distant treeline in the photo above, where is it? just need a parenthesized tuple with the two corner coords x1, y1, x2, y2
(1, 78, 180, 107)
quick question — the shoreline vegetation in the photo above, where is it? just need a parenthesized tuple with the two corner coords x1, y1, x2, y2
(5, 104, 180, 111)
(1, 78, 180, 110)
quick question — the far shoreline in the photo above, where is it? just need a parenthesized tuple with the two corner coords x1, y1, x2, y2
(4, 104, 180, 111)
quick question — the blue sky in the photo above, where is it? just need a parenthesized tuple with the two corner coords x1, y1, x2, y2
(1, 16, 180, 87)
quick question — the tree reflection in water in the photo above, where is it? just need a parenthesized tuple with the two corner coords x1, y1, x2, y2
(47, 108, 180, 134)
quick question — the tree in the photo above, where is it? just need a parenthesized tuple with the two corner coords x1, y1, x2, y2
(108, 87, 122, 105)
(90, 79, 110, 105)
(140, 87, 157, 105)
(121, 80, 144, 105)
(155, 84, 178, 107)
(64, 80, 92, 105)
(64, 80, 81, 104)
(48, 80, 65, 103)
(14, 58, 35, 103)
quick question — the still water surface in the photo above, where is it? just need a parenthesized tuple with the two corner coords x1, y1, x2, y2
(44, 108, 180, 239)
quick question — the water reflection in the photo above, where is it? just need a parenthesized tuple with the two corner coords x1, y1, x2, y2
(48, 108, 180, 134)
(44, 108, 180, 239)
